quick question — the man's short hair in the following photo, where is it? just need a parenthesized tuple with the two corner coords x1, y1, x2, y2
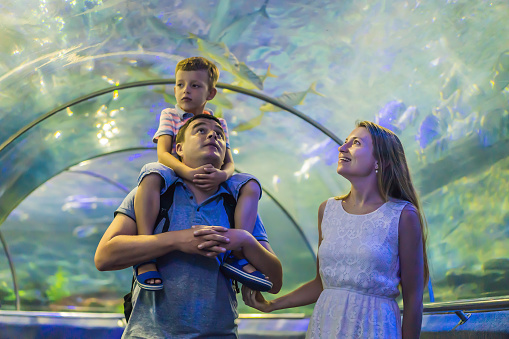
(175, 57, 219, 89)
(175, 114, 223, 145)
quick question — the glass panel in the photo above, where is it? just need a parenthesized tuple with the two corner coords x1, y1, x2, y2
(0, 171, 129, 311)
(1, 0, 509, 310)
(0, 233, 16, 310)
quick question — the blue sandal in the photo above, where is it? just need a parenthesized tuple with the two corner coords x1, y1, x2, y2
(133, 260, 163, 291)
(220, 256, 273, 292)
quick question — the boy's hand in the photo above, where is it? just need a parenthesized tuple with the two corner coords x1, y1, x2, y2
(193, 165, 228, 191)
(184, 165, 211, 181)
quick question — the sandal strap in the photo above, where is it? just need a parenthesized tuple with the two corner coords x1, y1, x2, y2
(136, 270, 162, 284)
(236, 259, 249, 267)
(133, 260, 157, 271)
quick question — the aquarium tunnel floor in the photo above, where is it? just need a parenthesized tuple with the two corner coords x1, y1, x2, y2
(1, 310, 509, 338)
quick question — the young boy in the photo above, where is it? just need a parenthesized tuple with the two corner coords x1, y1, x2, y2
(133, 57, 269, 291)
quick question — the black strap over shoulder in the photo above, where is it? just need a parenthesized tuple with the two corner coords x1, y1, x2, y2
(159, 184, 177, 233)
(220, 192, 237, 230)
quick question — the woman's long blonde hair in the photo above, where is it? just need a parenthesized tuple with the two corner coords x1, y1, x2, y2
(358, 120, 429, 284)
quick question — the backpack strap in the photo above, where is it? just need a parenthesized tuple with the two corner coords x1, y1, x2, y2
(159, 184, 177, 233)
(219, 192, 239, 293)
(220, 192, 237, 230)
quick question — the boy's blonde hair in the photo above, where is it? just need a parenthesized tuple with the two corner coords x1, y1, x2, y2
(175, 57, 219, 89)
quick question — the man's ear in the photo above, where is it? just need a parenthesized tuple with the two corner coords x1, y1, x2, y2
(176, 142, 184, 158)
(206, 87, 217, 101)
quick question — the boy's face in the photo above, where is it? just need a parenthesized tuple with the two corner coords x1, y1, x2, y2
(174, 70, 217, 115)
(176, 118, 226, 169)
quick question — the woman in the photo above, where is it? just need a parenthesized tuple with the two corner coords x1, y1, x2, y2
(243, 121, 429, 338)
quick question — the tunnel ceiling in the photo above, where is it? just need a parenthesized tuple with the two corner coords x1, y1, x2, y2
(1, 0, 509, 311)
(1, 0, 509, 223)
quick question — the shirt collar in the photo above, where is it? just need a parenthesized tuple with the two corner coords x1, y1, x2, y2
(174, 176, 229, 201)
(174, 104, 214, 119)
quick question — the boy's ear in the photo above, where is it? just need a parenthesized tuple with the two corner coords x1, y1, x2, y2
(206, 87, 217, 101)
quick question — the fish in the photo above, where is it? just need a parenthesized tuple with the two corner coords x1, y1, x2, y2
(272, 175, 280, 193)
(125, 63, 160, 80)
(416, 114, 441, 149)
(208, 0, 233, 42)
(231, 64, 277, 90)
(232, 112, 264, 132)
(62, 195, 122, 211)
(434, 89, 461, 124)
(446, 112, 478, 141)
(154, 87, 177, 105)
(214, 106, 224, 118)
(375, 100, 407, 132)
(209, 91, 234, 109)
(491, 50, 509, 91)
(216, 0, 270, 45)
(189, 33, 238, 70)
(259, 82, 324, 112)
(302, 138, 339, 165)
(73, 0, 134, 17)
(477, 108, 509, 147)
(72, 225, 99, 238)
(393, 106, 420, 133)
(294, 156, 321, 180)
(189, 33, 265, 90)
(146, 16, 190, 45)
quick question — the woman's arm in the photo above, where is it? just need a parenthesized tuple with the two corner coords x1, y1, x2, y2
(399, 204, 425, 339)
(242, 200, 327, 311)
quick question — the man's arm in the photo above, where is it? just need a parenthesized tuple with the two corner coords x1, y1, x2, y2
(94, 214, 230, 271)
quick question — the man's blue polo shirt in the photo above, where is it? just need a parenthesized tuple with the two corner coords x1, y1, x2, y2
(116, 164, 268, 338)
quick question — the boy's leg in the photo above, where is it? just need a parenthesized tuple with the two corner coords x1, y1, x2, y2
(134, 173, 162, 285)
(221, 178, 273, 292)
(231, 180, 261, 274)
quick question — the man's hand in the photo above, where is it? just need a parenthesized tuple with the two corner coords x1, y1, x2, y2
(175, 227, 229, 258)
(193, 165, 228, 191)
(194, 227, 252, 252)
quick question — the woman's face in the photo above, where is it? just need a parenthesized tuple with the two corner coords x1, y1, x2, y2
(337, 126, 378, 178)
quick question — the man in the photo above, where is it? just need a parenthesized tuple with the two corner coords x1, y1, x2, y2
(94, 114, 282, 338)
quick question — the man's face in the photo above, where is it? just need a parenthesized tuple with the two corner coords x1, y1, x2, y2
(174, 70, 216, 115)
(176, 118, 226, 168)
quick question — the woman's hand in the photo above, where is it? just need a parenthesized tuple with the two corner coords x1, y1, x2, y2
(241, 285, 274, 313)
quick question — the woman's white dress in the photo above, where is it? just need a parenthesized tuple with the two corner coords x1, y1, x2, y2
(306, 198, 408, 338)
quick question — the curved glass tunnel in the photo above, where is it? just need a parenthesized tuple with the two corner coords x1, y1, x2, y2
(0, 85, 345, 315)
(0, 0, 509, 335)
